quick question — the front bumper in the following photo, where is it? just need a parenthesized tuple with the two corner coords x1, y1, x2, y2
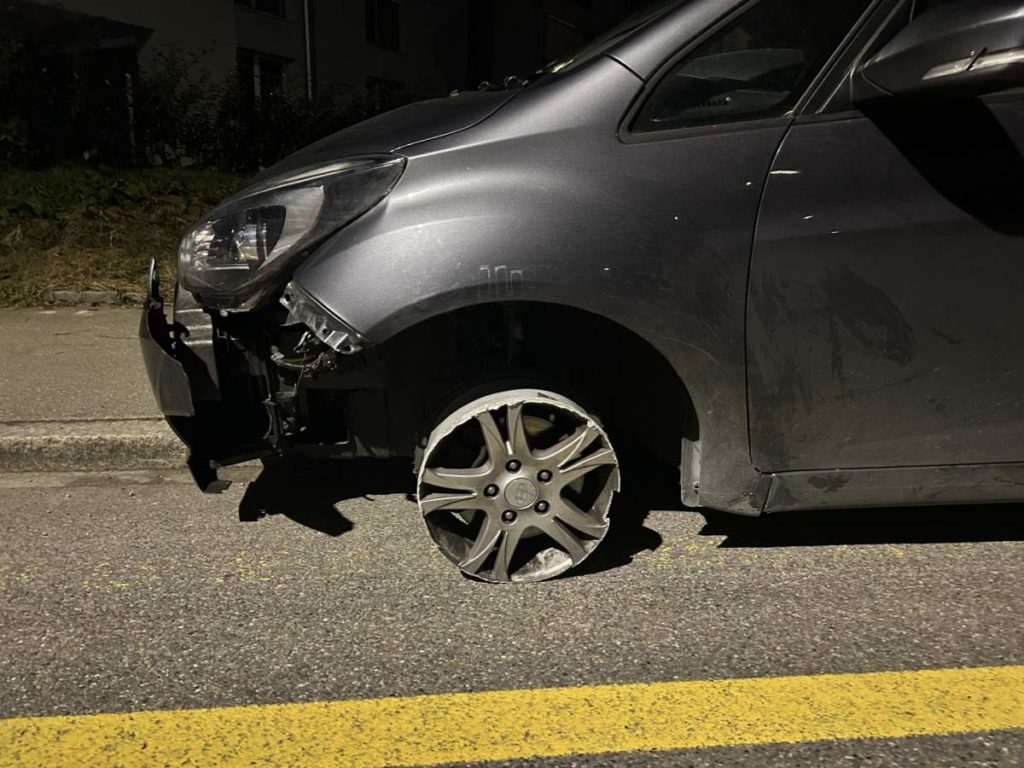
(139, 261, 266, 492)
(139, 263, 195, 419)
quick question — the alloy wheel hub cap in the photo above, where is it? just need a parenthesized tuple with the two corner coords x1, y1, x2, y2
(504, 478, 539, 510)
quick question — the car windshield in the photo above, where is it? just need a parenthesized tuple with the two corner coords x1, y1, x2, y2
(538, 0, 690, 77)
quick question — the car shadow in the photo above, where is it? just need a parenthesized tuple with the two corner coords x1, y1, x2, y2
(698, 505, 1024, 548)
(573, 452, 1024, 574)
(564, 494, 666, 578)
(239, 452, 670, 576)
(563, 455, 677, 578)
(237, 455, 1024, 571)
(238, 457, 414, 537)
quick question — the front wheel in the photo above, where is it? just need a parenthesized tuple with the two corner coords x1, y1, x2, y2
(417, 389, 620, 583)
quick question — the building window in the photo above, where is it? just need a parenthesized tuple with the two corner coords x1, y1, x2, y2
(366, 0, 400, 50)
(235, 0, 287, 18)
(238, 49, 288, 107)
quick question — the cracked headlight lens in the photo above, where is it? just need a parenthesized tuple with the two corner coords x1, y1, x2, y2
(178, 154, 406, 310)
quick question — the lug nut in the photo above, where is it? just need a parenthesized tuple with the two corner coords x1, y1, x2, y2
(484, 484, 500, 498)
(506, 460, 522, 472)
(538, 469, 553, 483)
(501, 510, 518, 524)
(535, 501, 550, 514)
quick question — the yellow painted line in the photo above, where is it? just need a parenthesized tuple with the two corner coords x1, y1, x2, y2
(1, 665, 1022, 767)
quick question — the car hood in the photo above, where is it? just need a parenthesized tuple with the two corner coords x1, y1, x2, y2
(261, 90, 520, 177)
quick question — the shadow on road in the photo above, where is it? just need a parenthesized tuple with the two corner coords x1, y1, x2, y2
(237, 452, 1024, 571)
(238, 458, 414, 537)
(238, 453, 670, 577)
(699, 505, 1024, 548)
(564, 452, 678, 578)
(566, 494, 665, 578)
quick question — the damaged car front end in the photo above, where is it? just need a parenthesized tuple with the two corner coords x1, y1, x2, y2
(136, 1, 736, 584)
(141, 155, 406, 492)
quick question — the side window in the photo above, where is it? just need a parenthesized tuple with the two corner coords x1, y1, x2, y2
(633, 0, 874, 133)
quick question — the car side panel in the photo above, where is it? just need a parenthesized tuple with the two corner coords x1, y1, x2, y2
(748, 96, 1024, 472)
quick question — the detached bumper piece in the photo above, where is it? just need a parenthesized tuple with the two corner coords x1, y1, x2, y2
(139, 264, 195, 419)
(139, 261, 270, 493)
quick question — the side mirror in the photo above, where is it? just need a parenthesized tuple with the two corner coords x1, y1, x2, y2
(853, 0, 1024, 104)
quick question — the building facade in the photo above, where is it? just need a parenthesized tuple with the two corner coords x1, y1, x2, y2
(4, 0, 646, 165)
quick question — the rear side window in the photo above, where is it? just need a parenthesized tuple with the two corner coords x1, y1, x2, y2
(633, 0, 873, 133)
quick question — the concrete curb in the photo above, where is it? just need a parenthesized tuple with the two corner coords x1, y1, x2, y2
(0, 419, 184, 473)
(48, 290, 142, 307)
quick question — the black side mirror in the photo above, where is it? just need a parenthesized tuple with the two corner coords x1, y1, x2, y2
(853, 0, 1024, 104)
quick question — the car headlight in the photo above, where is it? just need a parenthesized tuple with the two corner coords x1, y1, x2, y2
(178, 155, 406, 310)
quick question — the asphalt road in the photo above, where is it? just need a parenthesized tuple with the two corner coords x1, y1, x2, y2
(1, 463, 1022, 766)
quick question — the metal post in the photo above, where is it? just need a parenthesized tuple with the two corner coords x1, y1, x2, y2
(304, 0, 313, 101)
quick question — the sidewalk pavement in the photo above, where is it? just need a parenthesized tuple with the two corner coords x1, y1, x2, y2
(0, 308, 184, 472)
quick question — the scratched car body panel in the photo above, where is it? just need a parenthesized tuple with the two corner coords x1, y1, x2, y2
(142, 0, 1024, 581)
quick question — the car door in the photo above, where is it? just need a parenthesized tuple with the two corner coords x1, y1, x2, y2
(747, 0, 1024, 475)
(614, 0, 876, 512)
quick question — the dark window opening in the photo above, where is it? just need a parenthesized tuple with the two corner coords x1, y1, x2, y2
(238, 49, 288, 107)
(366, 0, 400, 50)
(634, 0, 873, 133)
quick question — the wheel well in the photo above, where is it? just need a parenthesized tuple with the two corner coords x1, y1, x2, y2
(379, 302, 697, 473)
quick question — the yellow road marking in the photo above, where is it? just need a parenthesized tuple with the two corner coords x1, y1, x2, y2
(1, 665, 1022, 767)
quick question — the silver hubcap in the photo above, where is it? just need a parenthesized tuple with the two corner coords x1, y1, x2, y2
(417, 389, 620, 583)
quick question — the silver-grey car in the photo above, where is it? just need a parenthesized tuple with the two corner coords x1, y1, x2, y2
(142, 0, 1024, 581)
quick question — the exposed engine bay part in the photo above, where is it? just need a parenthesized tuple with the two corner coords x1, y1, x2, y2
(270, 331, 341, 374)
(280, 281, 365, 355)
